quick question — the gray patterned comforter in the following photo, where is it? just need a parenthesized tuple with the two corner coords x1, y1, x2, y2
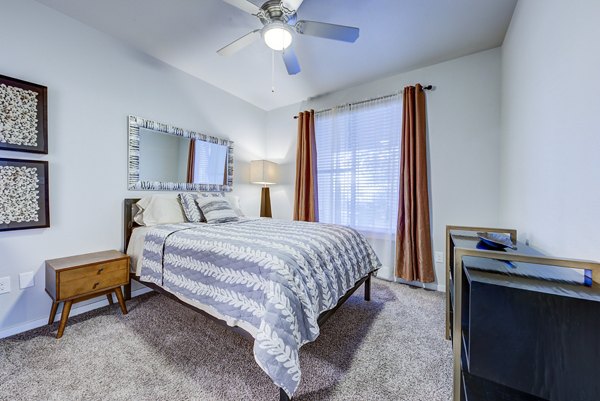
(139, 218, 381, 397)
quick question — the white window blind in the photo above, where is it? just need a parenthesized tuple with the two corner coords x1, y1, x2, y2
(316, 95, 402, 234)
(315, 95, 402, 278)
(193, 141, 228, 185)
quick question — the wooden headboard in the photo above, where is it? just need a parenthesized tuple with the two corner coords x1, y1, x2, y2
(123, 198, 141, 252)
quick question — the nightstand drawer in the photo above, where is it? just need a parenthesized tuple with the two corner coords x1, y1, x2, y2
(60, 259, 127, 283)
(59, 268, 128, 299)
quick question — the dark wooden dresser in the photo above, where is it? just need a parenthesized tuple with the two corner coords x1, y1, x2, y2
(446, 226, 600, 401)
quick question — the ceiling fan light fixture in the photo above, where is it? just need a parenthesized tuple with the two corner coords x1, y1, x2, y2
(262, 23, 293, 51)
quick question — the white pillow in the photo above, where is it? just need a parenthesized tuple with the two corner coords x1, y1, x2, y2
(134, 195, 186, 226)
(224, 194, 244, 217)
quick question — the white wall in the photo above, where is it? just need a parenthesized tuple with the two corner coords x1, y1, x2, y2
(0, 0, 267, 337)
(500, 0, 600, 261)
(265, 103, 301, 220)
(266, 48, 503, 289)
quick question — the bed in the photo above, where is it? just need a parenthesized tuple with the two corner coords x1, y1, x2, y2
(122, 198, 381, 400)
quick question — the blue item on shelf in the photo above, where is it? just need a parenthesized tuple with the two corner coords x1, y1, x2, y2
(477, 232, 517, 250)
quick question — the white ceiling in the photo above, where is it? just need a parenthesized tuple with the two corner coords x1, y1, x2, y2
(36, 0, 517, 111)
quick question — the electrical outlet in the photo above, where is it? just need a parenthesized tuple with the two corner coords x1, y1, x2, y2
(0, 276, 11, 294)
(434, 251, 444, 263)
(19, 272, 35, 289)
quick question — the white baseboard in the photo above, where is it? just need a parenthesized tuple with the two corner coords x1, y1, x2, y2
(375, 274, 446, 292)
(0, 287, 152, 339)
(395, 279, 445, 292)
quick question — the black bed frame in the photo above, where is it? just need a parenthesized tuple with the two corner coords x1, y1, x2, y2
(122, 199, 373, 401)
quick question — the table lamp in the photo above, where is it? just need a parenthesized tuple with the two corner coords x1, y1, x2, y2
(250, 160, 278, 218)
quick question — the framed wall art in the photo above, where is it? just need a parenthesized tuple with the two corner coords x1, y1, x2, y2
(0, 74, 48, 154)
(0, 158, 49, 232)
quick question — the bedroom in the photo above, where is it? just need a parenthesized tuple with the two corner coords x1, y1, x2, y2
(1, 0, 599, 400)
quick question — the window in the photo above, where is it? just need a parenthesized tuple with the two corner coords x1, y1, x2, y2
(192, 140, 228, 185)
(315, 95, 402, 235)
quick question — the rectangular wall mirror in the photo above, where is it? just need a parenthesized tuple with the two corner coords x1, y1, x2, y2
(128, 115, 233, 191)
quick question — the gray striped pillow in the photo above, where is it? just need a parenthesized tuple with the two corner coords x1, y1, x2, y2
(195, 196, 239, 224)
(178, 193, 203, 222)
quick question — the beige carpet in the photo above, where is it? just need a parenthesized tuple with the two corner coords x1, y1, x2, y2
(0, 279, 451, 401)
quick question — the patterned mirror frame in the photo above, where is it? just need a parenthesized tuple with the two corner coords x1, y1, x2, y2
(128, 115, 234, 192)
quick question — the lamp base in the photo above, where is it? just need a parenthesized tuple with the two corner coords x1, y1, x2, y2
(260, 187, 272, 218)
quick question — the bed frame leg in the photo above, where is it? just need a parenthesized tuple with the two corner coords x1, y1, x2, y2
(364, 273, 371, 301)
(279, 388, 291, 401)
(124, 282, 132, 301)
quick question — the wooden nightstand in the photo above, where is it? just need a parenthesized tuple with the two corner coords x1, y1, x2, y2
(45, 250, 130, 338)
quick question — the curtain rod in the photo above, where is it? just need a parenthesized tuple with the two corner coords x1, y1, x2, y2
(293, 85, 433, 119)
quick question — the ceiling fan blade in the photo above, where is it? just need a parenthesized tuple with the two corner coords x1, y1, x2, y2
(295, 20, 359, 42)
(217, 30, 261, 56)
(281, 0, 305, 13)
(221, 0, 260, 15)
(282, 47, 301, 75)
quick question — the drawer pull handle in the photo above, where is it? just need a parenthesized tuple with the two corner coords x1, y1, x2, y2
(93, 282, 100, 289)
(97, 268, 104, 274)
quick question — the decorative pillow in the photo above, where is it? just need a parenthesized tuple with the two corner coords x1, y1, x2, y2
(178, 192, 226, 222)
(178, 193, 203, 222)
(134, 195, 186, 226)
(195, 196, 240, 224)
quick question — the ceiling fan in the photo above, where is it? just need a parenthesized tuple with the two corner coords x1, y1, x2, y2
(218, 0, 360, 75)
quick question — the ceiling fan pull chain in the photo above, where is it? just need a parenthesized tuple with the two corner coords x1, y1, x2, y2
(271, 49, 276, 93)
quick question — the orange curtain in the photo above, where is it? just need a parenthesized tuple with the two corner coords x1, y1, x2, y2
(293, 110, 319, 222)
(395, 84, 434, 282)
(186, 139, 196, 184)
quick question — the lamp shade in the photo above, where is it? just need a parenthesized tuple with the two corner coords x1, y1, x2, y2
(250, 160, 278, 185)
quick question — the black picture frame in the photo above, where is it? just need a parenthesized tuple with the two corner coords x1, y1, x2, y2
(0, 158, 49, 232)
(0, 74, 48, 154)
